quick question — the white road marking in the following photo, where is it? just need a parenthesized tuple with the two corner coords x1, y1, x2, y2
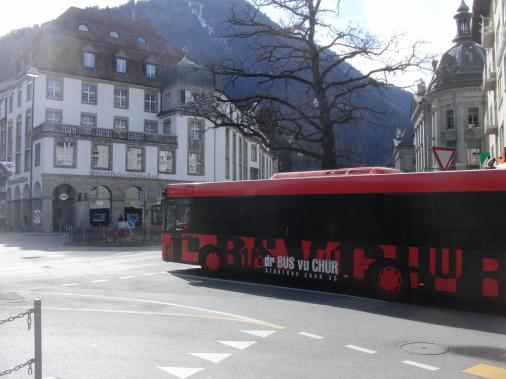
(144, 272, 157, 276)
(218, 341, 256, 350)
(241, 330, 276, 338)
(175, 273, 387, 304)
(119, 276, 135, 279)
(298, 332, 323, 340)
(402, 360, 440, 371)
(26, 291, 285, 329)
(189, 353, 231, 363)
(47, 254, 67, 258)
(345, 345, 377, 354)
(91, 279, 108, 283)
(158, 367, 204, 378)
(60, 283, 78, 287)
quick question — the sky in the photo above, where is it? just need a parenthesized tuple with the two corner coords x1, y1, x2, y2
(0, 0, 465, 89)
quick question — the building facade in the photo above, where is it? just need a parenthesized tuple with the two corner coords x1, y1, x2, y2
(0, 7, 275, 232)
(392, 127, 415, 172)
(473, 0, 506, 164)
(411, 1, 486, 172)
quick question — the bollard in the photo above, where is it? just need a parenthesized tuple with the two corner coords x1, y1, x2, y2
(34, 299, 42, 379)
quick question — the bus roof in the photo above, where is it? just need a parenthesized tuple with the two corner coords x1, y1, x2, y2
(164, 169, 506, 198)
(270, 167, 400, 179)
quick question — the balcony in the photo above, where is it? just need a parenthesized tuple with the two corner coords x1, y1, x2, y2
(33, 123, 178, 147)
(481, 17, 494, 48)
(483, 69, 496, 92)
(485, 119, 498, 135)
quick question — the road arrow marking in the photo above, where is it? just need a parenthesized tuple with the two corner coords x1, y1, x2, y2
(218, 341, 256, 350)
(241, 330, 276, 338)
(189, 353, 231, 363)
(157, 367, 203, 378)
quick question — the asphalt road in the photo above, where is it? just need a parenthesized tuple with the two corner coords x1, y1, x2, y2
(1, 233, 505, 379)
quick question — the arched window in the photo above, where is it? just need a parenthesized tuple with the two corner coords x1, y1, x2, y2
(136, 36, 146, 44)
(78, 24, 89, 32)
(110, 31, 120, 38)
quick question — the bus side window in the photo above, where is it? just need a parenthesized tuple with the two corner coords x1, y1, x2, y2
(163, 200, 176, 231)
(482, 193, 506, 251)
(175, 199, 191, 231)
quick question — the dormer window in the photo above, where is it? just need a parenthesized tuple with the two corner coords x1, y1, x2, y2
(110, 31, 120, 39)
(136, 36, 146, 44)
(83, 52, 96, 68)
(115, 57, 127, 74)
(145, 63, 156, 78)
(78, 24, 89, 32)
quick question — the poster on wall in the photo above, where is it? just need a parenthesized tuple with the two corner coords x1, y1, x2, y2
(89, 209, 109, 226)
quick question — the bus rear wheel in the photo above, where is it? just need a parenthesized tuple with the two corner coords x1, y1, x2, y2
(201, 248, 222, 273)
(370, 261, 409, 302)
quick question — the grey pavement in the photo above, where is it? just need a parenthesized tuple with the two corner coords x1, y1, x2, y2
(0, 233, 505, 378)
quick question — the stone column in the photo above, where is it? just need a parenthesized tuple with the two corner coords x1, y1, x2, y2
(41, 197, 53, 233)
(455, 103, 467, 170)
(111, 199, 124, 228)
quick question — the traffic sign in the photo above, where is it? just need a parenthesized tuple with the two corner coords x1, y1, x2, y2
(432, 147, 456, 171)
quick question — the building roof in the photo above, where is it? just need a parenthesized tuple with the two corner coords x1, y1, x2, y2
(161, 53, 215, 90)
(428, 1, 484, 93)
(29, 7, 182, 88)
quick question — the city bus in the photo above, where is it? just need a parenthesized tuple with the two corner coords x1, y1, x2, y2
(161, 168, 506, 302)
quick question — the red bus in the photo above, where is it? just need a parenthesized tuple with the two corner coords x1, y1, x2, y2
(161, 169, 506, 302)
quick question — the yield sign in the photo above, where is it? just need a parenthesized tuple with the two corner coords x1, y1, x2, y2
(432, 147, 456, 171)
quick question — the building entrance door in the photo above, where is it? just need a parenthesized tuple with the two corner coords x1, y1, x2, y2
(53, 184, 76, 232)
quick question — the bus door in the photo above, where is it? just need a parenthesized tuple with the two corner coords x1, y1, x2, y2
(163, 199, 192, 262)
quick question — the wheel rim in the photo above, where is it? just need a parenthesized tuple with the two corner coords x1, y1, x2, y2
(205, 252, 221, 271)
(377, 267, 402, 294)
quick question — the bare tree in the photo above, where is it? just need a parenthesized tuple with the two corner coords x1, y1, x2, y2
(203, 0, 428, 169)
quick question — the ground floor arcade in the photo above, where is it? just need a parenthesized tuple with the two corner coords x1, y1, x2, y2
(5, 174, 173, 232)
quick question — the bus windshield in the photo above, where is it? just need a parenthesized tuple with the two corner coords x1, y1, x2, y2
(163, 199, 191, 231)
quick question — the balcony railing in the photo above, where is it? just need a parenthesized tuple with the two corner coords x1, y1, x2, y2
(33, 123, 178, 146)
(482, 17, 494, 48)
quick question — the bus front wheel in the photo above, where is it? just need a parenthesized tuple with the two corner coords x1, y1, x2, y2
(370, 260, 409, 302)
(201, 248, 222, 273)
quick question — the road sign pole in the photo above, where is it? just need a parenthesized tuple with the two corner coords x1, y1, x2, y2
(34, 299, 42, 379)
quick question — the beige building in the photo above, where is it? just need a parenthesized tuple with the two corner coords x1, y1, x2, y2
(473, 0, 506, 164)
(0, 7, 275, 232)
(411, 1, 486, 172)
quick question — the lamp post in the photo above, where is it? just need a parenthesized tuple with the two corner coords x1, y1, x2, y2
(26, 67, 39, 231)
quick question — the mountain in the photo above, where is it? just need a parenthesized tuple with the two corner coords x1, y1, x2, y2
(0, 0, 413, 168)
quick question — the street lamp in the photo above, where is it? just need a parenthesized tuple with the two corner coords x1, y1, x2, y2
(26, 67, 39, 231)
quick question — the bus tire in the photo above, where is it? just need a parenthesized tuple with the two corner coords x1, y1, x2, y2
(200, 247, 222, 273)
(370, 260, 409, 302)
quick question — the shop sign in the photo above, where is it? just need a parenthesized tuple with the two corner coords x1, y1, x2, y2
(7, 176, 28, 185)
(89, 170, 159, 179)
(59, 193, 69, 201)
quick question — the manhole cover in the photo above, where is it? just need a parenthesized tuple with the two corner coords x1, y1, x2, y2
(399, 342, 448, 355)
